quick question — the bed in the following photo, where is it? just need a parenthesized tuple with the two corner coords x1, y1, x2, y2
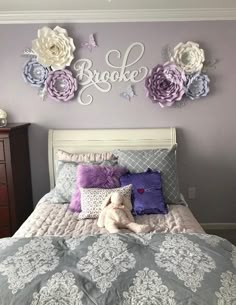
(14, 128, 203, 237)
(0, 128, 235, 305)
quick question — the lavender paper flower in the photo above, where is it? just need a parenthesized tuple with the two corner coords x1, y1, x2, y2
(145, 63, 186, 107)
(45, 69, 78, 102)
(23, 58, 50, 87)
(185, 73, 210, 100)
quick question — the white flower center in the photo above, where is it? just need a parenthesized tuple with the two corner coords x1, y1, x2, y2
(181, 51, 195, 65)
(32, 67, 44, 79)
(55, 79, 69, 92)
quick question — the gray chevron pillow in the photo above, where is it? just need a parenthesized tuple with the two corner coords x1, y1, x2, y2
(113, 145, 180, 204)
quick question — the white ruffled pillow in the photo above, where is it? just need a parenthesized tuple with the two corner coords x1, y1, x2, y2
(57, 149, 115, 163)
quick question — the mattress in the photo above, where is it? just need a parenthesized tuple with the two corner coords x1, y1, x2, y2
(14, 202, 204, 237)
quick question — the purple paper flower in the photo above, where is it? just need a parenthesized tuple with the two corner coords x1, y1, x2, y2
(45, 69, 78, 102)
(185, 73, 210, 100)
(145, 63, 186, 107)
(23, 58, 51, 87)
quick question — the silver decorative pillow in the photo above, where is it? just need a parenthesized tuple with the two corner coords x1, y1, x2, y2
(79, 184, 132, 219)
(113, 146, 180, 204)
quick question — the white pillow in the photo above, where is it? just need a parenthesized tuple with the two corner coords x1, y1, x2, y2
(57, 149, 115, 163)
(79, 184, 132, 219)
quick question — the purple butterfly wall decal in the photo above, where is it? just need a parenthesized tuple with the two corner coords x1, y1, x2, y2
(120, 85, 136, 101)
(81, 34, 97, 52)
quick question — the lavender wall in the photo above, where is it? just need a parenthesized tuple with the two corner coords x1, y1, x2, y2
(0, 21, 235, 223)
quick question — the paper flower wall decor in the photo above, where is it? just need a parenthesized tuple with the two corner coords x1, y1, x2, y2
(171, 42, 205, 74)
(22, 26, 78, 103)
(145, 41, 212, 108)
(32, 26, 76, 70)
(145, 63, 186, 108)
(185, 73, 210, 100)
(46, 70, 78, 102)
(23, 58, 51, 87)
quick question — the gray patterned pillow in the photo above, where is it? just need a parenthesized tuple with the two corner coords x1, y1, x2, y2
(55, 161, 78, 202)
(79, 184, 132, 219)
(113, 146, 180, 204)
(40, 159, 118, 205)
(38, 162, 78, 204)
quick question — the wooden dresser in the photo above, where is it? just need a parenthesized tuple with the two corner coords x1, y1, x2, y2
(0, 123, 33, 237)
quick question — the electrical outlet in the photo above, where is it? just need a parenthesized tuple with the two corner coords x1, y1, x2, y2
(188, 187, 196, 199)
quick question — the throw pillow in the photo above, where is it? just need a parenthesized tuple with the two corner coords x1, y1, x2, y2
(113, 145, 180, 204)
(79, 184, 132, 219)
(120, 169, 167, 215)
(69, 164, 127, 212)
(57, 149, 116, 163)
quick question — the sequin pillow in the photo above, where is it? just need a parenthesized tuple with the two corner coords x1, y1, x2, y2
(120, 169, 167, 215)
(69, 164, 127, 212)
(78, 184, 132, 219)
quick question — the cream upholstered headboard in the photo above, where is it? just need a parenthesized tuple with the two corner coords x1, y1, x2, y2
(48, 128, 176, 190)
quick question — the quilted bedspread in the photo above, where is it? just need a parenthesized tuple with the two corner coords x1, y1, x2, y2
(0, 233, 235, 304)
(14, 203, 204, 237)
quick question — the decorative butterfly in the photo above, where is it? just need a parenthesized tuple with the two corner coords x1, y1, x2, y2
(202, 59, 219, 72)
(120, 85, 136, 101)
(161, 44, 173, 63)
(81, 34, 97, 52)
(21, 48, 37, 58)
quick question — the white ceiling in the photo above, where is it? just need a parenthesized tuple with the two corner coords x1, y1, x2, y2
(1, 0, 236, 23)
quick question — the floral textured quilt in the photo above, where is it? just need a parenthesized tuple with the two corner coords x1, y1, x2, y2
(0, 233, 235, 305)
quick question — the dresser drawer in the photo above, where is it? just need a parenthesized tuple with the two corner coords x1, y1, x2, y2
(0, 207, 10, 227)
(0, 226, 11, 238)
(0, 164, 8, 205)
(0, 163, 7, 184)
(0, 141, 4, 161)
(0, 185, 8, 205)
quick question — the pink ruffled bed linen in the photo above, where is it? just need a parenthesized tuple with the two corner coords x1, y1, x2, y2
(14, 202, 204, 237)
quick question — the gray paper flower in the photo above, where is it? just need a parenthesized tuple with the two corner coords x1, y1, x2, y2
(185, 73, 210, 100)
(23, 58, 51, 87)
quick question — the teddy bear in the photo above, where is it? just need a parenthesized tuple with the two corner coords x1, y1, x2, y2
(97, 191, 151, 234)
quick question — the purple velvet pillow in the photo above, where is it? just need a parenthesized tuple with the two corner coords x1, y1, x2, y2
(69, 164, 127, 212)
(120, 169, 167, 215)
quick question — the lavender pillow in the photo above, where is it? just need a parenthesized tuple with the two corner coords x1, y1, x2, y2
(69, 164, 127, 212)
(120, 169, 168, 215)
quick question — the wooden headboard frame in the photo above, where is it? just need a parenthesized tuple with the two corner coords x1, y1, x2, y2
(48, 128, 176, 190)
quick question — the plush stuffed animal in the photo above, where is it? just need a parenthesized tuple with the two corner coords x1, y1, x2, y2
(97, 192, 151, 233)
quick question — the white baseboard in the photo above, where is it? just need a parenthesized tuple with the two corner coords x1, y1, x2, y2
(201, 223, 236, 230)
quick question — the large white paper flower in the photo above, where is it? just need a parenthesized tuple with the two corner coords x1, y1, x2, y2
(32, 26, 76, 70)
(171, 41, 205, 74)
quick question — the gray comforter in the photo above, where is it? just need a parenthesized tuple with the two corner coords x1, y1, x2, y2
(0, 233, 235, 305)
